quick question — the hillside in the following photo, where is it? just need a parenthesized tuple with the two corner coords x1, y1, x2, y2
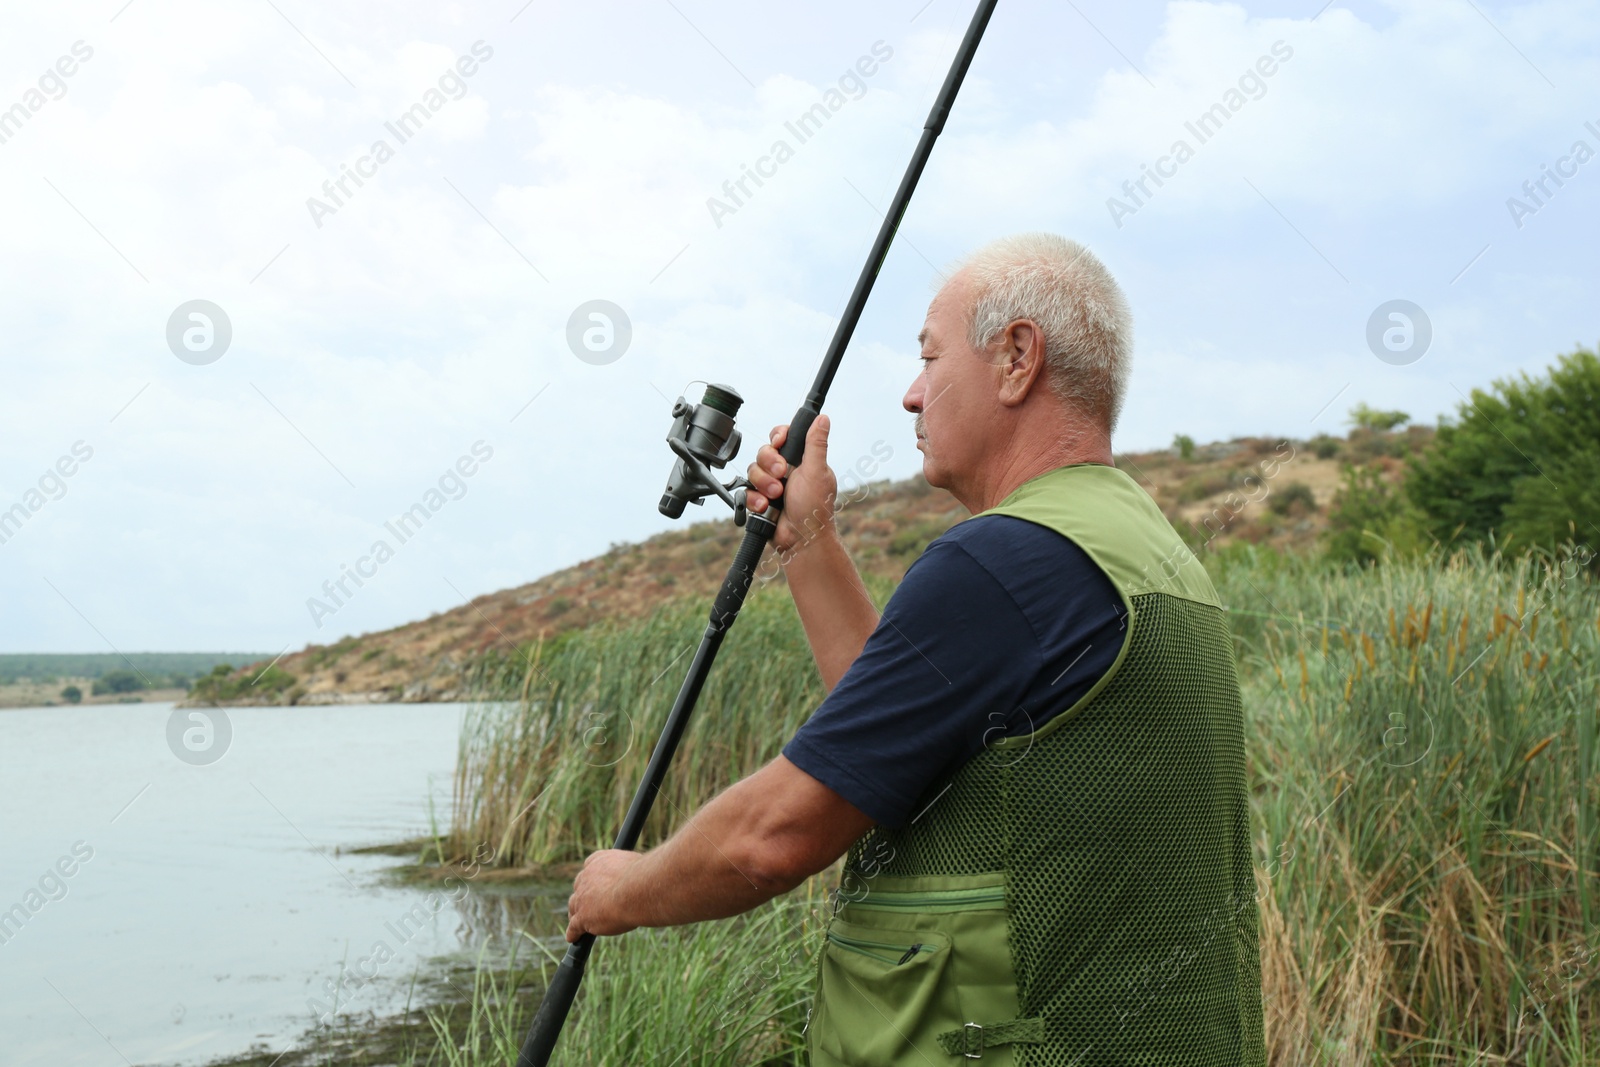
(188, 426, 1426, 706)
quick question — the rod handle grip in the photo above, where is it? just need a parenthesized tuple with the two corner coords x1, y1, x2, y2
(778, 405, 818, 468)
(711, 520, 773, 629)
(759, 404, 819, 527)
(516, 936, 592, 1067)
(711, 403, 817, 630)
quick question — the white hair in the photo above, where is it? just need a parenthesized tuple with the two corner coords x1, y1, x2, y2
(954, 233, 1132, 431)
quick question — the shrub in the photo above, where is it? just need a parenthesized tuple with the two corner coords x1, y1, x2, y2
(1310, 434, 1341, 460)
(60, 685, 82, 704)
(887, 518, 952, 558)
(1174, 471, 1231, 503)
(1322, 464, 1425, 565)
(306, 637, 360, 670)
(1269, 481, 1317, 517)
(1502, 444, 1600, 557)
(189, 663, 296, 704)
(1345, 428, 1407, 463)
(1406, 346, 1600, 554)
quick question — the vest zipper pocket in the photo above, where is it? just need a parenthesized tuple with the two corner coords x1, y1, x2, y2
(810, 875, 1016, 1066)
(811, 919, 958, 1067)
(825, 930, 936, 966)
(844, 884, 1006, 913)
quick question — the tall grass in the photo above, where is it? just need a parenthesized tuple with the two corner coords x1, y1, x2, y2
(407, 881, 828, 1067)
(1212, 544, 1599, 1065)
(453, 546, 1599, 1065)
(452, 579, 893, 866)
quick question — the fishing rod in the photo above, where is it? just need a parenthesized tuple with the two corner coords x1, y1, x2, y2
(515, 2, 999, 1062)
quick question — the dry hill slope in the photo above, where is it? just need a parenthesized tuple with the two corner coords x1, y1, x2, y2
(190, 428, 1422, 706)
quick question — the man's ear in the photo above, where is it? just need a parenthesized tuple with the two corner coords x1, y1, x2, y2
(996, 319, 1047, 408)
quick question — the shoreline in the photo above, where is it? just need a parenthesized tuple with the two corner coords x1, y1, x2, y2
(205, 838, 566, 1067)
(0, 684, 190, 710)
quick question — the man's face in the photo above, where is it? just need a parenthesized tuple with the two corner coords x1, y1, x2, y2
(903, 271, 998, 490)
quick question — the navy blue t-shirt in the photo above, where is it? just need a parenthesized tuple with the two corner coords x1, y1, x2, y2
(781, 514, 1129, 829)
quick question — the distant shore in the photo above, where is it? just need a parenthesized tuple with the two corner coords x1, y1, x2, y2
(0, 682, 190, 710)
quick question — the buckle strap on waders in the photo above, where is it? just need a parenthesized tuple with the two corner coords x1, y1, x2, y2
(937, 1016, 1045, 1058)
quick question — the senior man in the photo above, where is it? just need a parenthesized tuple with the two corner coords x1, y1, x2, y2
(564, 233, 1265, 1066)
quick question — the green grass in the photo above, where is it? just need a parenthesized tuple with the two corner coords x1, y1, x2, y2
(448, 545, 1599, 1065)
(451, 581, 888, 868)
(403, 886, 826, 1067)
(1212, 543, 1598, 1064)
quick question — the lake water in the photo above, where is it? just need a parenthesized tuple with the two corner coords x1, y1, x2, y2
(0, 701, 559, 1066)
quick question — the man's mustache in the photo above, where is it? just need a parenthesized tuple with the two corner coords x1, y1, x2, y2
(914, 413, 926, 439)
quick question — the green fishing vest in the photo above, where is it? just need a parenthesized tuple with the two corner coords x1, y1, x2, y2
(806, 463, 1264, 1067)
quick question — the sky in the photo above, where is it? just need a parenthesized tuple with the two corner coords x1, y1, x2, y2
(1, 0, 1595, 653)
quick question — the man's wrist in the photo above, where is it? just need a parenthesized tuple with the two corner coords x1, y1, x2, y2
(613, 850, 659, 929)
(779, 518, 841, 569)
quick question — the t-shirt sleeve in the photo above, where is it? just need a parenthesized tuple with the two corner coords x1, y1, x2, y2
(780, 539, 1041, 830)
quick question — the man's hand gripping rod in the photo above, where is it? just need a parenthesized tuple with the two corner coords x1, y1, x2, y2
(515, 2, 999, 1062)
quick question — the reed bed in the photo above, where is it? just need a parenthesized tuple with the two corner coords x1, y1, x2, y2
(451, 546, 1598, 1065)
(453, 577, 895, 868)
(409, 880, 828, 1067)
(1214, 544, 1597, 1066)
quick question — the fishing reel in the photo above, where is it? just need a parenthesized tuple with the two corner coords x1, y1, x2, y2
(658, 383, 754, 524)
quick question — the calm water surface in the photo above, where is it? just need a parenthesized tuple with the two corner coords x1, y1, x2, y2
(0, 701, 554, 1066)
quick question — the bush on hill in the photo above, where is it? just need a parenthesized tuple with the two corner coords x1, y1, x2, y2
(1406, 346, 1600, 556)
(188, 663, 296, 704)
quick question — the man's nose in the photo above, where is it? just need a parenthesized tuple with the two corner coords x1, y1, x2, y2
(902, 379, 923, 414)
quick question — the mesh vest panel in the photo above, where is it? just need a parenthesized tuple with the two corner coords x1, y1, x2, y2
(843, 592, 1264, 1067)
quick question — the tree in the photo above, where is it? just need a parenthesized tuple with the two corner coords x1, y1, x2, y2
(1503, 446, 1600, 553)
(1172, 434, 1196, 461)
(91, 669, 142, 696)
(1405, 346, 1600, 553)
(1323, 465, 1400, 565)
(1347, 403, 1411, 433)
(60, 685, 82, 704)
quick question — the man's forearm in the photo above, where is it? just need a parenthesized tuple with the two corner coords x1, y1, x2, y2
(782, 528, 880, 692)
(569, 756, 874, 940)
(608, 783, 798, 928)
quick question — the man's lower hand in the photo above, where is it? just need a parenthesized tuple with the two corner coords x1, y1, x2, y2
(565, 849, 646, 941)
